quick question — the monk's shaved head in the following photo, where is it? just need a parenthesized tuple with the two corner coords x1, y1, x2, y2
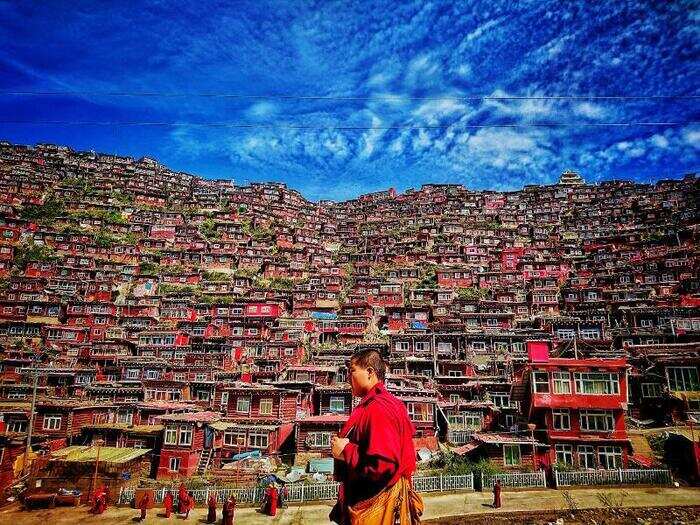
(349, 349, 386, 382)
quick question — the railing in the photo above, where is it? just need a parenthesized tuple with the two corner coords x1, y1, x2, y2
(481, 471, 546, 489)
(117, 473, 474, 506)
(554, 469, 673, 488)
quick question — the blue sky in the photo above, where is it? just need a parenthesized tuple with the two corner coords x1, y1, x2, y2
(0, 1, 698, 200)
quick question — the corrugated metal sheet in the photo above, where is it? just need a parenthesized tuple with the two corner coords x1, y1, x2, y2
(51, 446, 151, 464)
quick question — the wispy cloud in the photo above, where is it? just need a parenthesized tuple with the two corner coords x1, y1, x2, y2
(0, 0, 697, 199)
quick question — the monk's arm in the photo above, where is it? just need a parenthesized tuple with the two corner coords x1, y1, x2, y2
(341, 410, 399, 483)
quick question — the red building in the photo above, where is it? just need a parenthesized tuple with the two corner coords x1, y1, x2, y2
(524, 341, 631, 470)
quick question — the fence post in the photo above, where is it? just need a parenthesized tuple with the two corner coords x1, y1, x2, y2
(480, 471, 484, 492)
(439, 474, 443, 492)
(618, 469, 623, 484)
(301, 484, 305, 503)
(118, 487, 123, 504)
(205, 488, 209, 503)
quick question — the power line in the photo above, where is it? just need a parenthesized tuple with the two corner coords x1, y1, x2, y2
(0, 119, 696, 129)
(1, 91, 699, 101)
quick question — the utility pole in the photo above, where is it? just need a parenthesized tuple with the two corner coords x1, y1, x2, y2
(21, 365, 40, 478)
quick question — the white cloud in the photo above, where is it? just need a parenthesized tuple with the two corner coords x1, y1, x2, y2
(246, 102, 279, 120)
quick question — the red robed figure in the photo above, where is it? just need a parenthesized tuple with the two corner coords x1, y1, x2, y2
(206, 493, 217, 523)
(222, 496, 236, 525)
(177, 484, 188, 514)
(264, 485, 278, 516)
(493, 480, 502, 508)
(333, 382, 417, 515)
(163, 491, 174, 518)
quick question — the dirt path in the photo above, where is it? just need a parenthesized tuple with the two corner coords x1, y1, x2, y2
(1, 487, 698, 524)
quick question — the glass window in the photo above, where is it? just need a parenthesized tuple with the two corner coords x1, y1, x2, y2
(223, 430, 246, 447)
(552, 372, 571, 394)
(503, 444, 521, 466)
(236, 397, 251, 413)
(43, 415, 62, 430)
(307, 432, 332, 448)
(533, 371, 550, 393)
(259, 398, 273, 415)
(555, 444, 574, 465)
(667, 367, 700, 392)
(164, 427, 177, 445)
(641, 383, 661, 398)
(597, 446, 622, 469)
(579, 410, 615, 432)
(574, 372, 620, 395)
(578, 445, 596, 469)
(553, 409, 570, 430)
(179, 425, 193, 446)
(169, 457, 181, 472)
(249, 431, 269, 448)
(329, 396, 345, 413)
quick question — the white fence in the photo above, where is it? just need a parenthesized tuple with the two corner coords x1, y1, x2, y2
(117, 474, 474, 506)
(555, 469, 673, 488)
(481, 471, 547, 489)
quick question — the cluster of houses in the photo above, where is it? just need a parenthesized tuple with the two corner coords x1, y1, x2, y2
(0, 141, 697, 495)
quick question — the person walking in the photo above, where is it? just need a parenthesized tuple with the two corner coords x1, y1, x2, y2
(163, 491, 174, 518)
(492, 479, 502, 509)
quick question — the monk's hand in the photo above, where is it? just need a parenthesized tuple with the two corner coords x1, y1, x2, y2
(331, 435, 349, 459)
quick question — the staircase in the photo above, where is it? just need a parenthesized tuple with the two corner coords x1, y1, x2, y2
(197, 448, 214, 475)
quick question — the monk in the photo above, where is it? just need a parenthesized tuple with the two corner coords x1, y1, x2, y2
(91, 485, 107, 514)
(330, 349, 423, 525)
(138, 491, 151, 521)
(206, 493, 217, 523)
(264, 483, 278, 516)
(222, 495, 236, 525)
(163, 491, 174, 518)
(184, 491, 195, 519)
(177, 483, 188, 514)
(492, 479, 502, 509)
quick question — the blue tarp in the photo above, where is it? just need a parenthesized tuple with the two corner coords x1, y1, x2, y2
(311, 312, 337, 320)
(232, 450, 261, 461)
(308, 458, 335, 474)
(411, 321, 427, 329)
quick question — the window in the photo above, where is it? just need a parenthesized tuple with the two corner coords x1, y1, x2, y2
(533, 371, 550, 393)
(169, 457, 181, 472)
(503, 444, 521, 466)
(224, 430, 246, 447)
(236, 397, 251, 413)
(579, 410, 615, 432)
(667, 367, 700, 392)
(42, 415, 62, 430)
(7, 420, 27, 433)
(574, 372, 619, 395)
(126, 369, 139, 379)
(329, 396, 345, 413)
(179, 425, 193, 446)
(578, 445, 596, 469)
(552, 372, 571, 394)
(407, 402, 433, 422)
(641, 383, 661, 398)
(449, 394, 461, 404)
(117, 411, 133, 425)
(220, 391, 229, 409)
(164, 427, 177, 445)
(580, 329, 601, 340)
(395, 342, 409, 351)
(259, 398, 273, 415)
(557, 329, 575, 340)
(597, 446, 622, 469)
(490, 394, 511, 408)
(555, 444, 574, 465)
(249, 431, 269, 448)
(553, 409, 570, 430)
(307, 432, 332, 448)
(640, 319, 653, 328)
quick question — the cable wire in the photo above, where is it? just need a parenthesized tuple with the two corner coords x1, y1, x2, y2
(1, 91, 699, 101)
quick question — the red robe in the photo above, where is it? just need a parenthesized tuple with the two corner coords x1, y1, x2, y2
(222, 498, 235, 525)
(493, 482, 502, 508)
(332, 382, 416, 521)
(163, 492, 174, 518)
(177, 484, 188, 514)
(265, 487, 278, 516)
(206, 494, 217, 523)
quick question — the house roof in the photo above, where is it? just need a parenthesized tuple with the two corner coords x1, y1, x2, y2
(51, 445, 151, 464)
(158, 411, 221, 423)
